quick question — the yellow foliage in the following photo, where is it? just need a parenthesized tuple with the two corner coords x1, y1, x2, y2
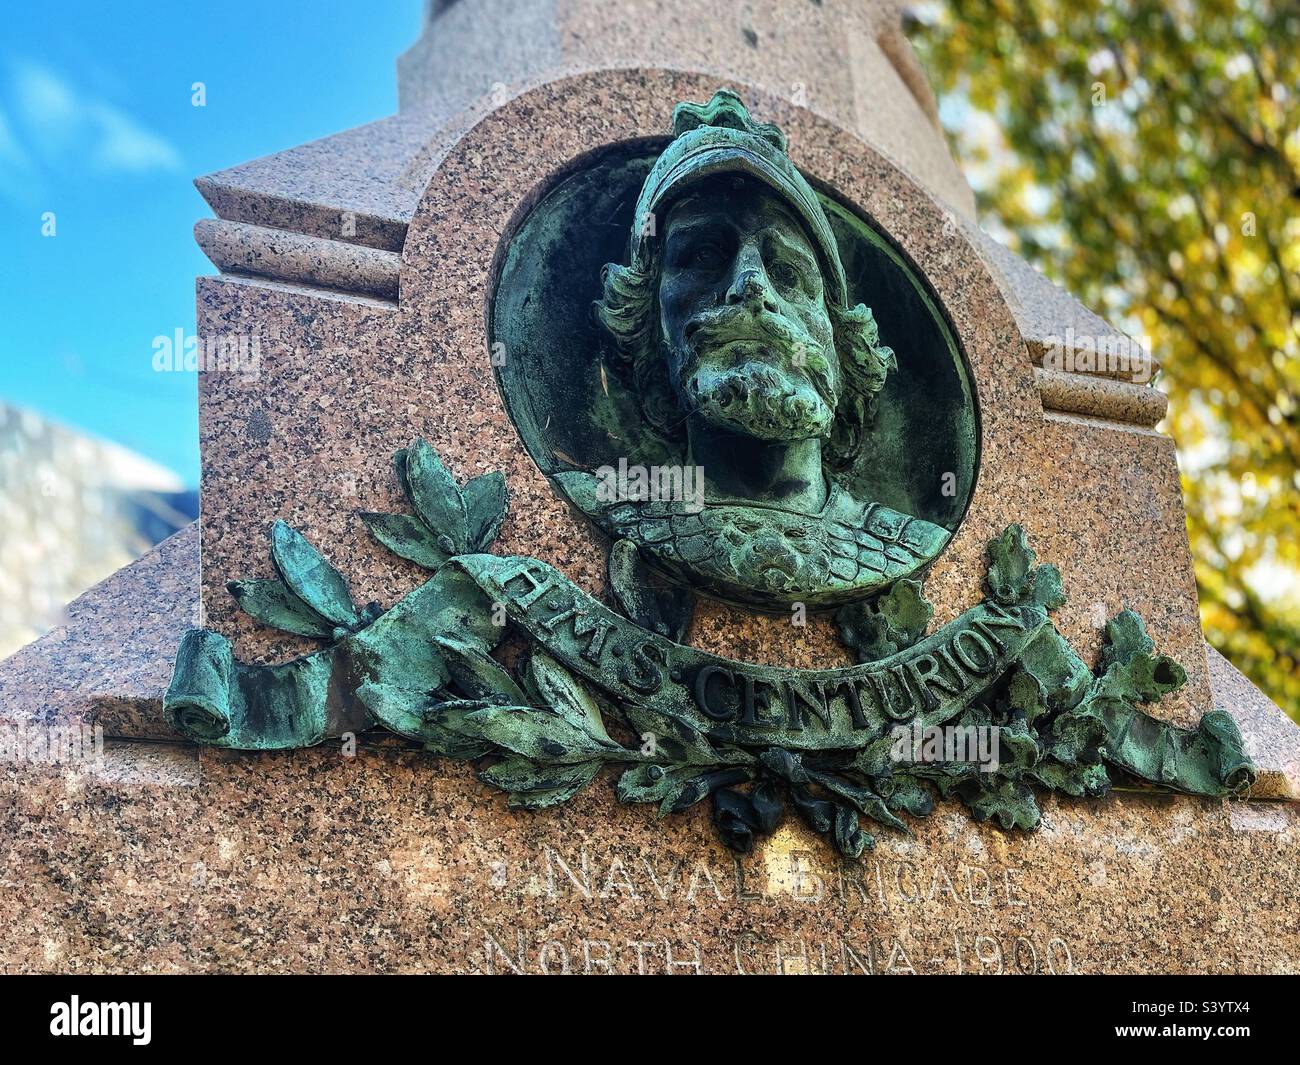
(910, 0, 1300, 718)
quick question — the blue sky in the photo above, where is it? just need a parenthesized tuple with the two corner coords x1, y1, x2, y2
(0, 1, 423, 486)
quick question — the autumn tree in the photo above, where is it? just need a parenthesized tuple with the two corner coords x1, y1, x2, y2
(909, 0, 1300, 718)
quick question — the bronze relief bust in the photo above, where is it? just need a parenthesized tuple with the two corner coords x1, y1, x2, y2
(554, 91, 950, 607)
(161, 89, 1253, 858)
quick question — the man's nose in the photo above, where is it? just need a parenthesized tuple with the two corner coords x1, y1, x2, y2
(725, 249, 778, 313)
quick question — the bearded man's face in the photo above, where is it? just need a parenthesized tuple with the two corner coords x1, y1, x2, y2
(657, 179, 839, 443)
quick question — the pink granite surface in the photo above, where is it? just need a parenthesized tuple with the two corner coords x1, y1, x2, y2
(197, 70, 1212, 730)
(0, 524, 197, 743)
(1, 522, 1294, 972)
(2, 53, 1296, 975)
(198, 0, 974, 254)
(1, 740, 1296, 973)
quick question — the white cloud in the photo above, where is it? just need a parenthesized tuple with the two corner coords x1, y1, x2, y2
(12, 62, 80, 155)
(0, 105, 38, 204)
(0, 105, 32, 166)
(86, 101, 181, 172)
(7, 60, 181, 178)
(13, 63, 78, 117)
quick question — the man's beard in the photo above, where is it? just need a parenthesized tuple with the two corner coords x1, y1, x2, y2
(673, 308, 837, 441)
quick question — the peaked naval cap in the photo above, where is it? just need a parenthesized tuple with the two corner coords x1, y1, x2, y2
(629, 90, 849, 308)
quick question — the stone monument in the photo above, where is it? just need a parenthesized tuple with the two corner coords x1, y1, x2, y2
(2, 0, 1297, 974)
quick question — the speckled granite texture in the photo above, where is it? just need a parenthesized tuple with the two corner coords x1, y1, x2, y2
(397, 0, 975, 216)
(198, 70, 1212, 731)
(0, 523, 197, 743)
(975, 230, 1157, 379)
(2, 522, 1294, 971)
(1209, 646, 1300, 801)
(1034, 368, 1169, 426)
(1, 742, 1296, 973)
(3, 15, 1298, 973)
(194, 220, 400, 301)
(198, 0, 972, 252)
(194, 2, 1160, 430)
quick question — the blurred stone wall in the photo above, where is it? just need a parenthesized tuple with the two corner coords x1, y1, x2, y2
(0, 402, 197, 659)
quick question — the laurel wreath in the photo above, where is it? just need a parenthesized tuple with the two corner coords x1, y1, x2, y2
(219, 437, 1251, 857)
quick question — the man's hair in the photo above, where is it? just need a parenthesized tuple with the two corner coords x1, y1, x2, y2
(594, 246, 895, 472)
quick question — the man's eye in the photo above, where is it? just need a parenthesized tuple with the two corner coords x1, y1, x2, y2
(693, 244, 724, 268)
(769, 260, 799, 289)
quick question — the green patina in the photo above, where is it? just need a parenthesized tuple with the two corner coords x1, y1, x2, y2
(491, 90, 978, 611)
(166, 437, 1254, 858)
(163, 93, 1254, 856)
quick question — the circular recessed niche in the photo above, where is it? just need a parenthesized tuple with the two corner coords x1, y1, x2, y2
(490, 142, 979, 612)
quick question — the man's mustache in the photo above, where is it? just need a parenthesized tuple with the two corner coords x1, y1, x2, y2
(684, 307, 835, 399)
